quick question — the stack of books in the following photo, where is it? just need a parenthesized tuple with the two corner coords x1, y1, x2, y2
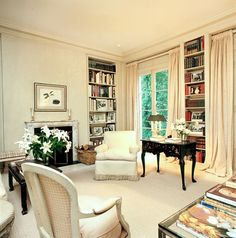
(176, 175, 236, 237)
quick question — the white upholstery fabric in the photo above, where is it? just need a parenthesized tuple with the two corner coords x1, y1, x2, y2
(22, 163, 130, 238)
(0, 173, 7, 200)
(0, 200, 15, 238)
(95, 131, 140, 181)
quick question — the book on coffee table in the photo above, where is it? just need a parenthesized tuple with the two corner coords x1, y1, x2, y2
(205, 184, 236, 207)
(176, 203, 236, 238)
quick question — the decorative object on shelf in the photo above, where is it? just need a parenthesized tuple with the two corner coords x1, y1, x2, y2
(148, 114, 165, 141)
(34, 82, 67, 112)
(171, 118, 191, 141)
(16, 126, 71, 165)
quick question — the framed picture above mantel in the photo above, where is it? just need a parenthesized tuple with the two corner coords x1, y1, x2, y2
(34, 82, 67, 112)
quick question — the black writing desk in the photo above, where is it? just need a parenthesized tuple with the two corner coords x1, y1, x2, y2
(141, 139, 197, 190)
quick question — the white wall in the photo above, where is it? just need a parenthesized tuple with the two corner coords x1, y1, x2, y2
(0, 31, 123, 151)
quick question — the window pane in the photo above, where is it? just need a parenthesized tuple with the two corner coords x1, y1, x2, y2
(140, 74, 152, 139)
(156, 70, 168, 136)
(156, 71, 168, 91)
(156, 91, 168, 110)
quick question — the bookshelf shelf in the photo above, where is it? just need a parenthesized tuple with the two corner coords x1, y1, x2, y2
(184, 35, 206, 163)
(88, 57, 117, 146)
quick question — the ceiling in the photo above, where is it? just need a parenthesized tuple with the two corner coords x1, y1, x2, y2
(0, 0, 236, 56)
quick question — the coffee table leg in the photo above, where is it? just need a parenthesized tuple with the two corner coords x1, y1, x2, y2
(21, 182, 28, 215)
(8, 170, 14, 191)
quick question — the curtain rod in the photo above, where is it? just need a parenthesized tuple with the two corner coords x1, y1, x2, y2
(211, 28, 236, 36)
(127, 46, 179, 65)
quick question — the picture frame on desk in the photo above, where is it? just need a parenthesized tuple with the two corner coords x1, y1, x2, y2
(107, 124, 115, 131)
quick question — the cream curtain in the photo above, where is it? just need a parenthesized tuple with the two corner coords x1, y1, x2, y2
(166, 48, 183, 136)
(125, 63, 140, 136)
(205, 30, 233, 177)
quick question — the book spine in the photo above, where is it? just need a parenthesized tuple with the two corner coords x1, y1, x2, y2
(206, 192, 236, 207)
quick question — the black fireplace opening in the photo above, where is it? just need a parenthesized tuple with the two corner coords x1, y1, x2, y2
(34, 126, 73, 166)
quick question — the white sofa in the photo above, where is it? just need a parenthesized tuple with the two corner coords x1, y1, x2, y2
(94, 131, 140, 181)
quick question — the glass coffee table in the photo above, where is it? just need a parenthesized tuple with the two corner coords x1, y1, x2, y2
(8, 159, 62, 215)
(158, 197, 203, 238)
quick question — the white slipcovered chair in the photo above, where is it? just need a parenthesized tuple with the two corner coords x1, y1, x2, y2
(95, 131, 140, 181)
(22, 162, 130, 238)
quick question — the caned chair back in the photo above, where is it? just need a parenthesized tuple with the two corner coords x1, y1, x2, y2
(22, 163, 80, 238)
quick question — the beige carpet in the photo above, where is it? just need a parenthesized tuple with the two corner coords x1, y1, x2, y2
(2, 153, 226, 238)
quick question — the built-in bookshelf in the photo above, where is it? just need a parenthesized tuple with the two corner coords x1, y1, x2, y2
(88, 57, 116, 145)
(184, 36, 206, 163)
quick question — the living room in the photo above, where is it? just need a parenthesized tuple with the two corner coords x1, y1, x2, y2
(1, 1, 236, 238)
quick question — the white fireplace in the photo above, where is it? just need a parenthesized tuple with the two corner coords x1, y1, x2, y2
(25, 120, 78, 163)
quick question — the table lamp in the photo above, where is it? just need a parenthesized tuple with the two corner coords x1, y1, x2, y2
(148, 114, 166, 141)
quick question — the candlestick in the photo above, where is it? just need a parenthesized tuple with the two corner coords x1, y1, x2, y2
(68, 109, 71, 120)
(30, 108, 34, 121)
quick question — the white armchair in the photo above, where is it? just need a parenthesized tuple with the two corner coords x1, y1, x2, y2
(95, 131, 140, 181)
(22, 162, 130, 238)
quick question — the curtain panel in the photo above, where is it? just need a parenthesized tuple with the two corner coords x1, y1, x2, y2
(205, 30, 234, 177)
(166, 48, 183, 136)
(125, 63, 140, 137)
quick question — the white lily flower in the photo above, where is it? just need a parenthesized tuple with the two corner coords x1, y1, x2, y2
(41, 126, 51, 138)
(65, 141, 72, 152)
(40, 141, 52, 154)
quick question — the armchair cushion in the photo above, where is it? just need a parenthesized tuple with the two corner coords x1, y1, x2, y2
(129, 145, 140, 154)
(96, 149, 137, 161)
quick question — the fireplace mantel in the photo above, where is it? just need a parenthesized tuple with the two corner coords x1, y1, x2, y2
(25, 120, 78, 162)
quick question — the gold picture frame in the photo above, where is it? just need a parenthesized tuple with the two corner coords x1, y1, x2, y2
(34, 82, 67, 112)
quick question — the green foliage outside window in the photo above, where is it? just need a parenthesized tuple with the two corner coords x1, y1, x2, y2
(156, 70, 168, 136)
(141, 74, 152, 139)
(140, 70, 168, 139)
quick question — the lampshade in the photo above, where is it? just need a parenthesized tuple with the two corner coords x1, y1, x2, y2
(148, 114, 166, 122)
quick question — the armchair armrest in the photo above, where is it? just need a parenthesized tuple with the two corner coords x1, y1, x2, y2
(129, 144, 140, 154)
(94, 144, 109, 153)
(79, 196, 121, 218)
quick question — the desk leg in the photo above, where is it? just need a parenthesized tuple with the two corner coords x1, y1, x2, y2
(141, 152, 146, 177)
(191, 154, 197, 183)
(179, 157, 186, 191)
(21, 182, 28, 215)
(8, 170, 14, 191)
(156, 153, 160, 173)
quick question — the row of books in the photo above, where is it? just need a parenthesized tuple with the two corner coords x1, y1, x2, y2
(185, 83, 205, 96)
(195, 150, 205, 163)
(88, 85, 115, 98)
(184, 36, 204, 55)
(89, 70, 115, 85)
(184, 55, 204, 69)
(186, 98, 205, 108)
(176, 179, 236, 238)
(89, 60, 116, 72)
(89, 98, 116, 111)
